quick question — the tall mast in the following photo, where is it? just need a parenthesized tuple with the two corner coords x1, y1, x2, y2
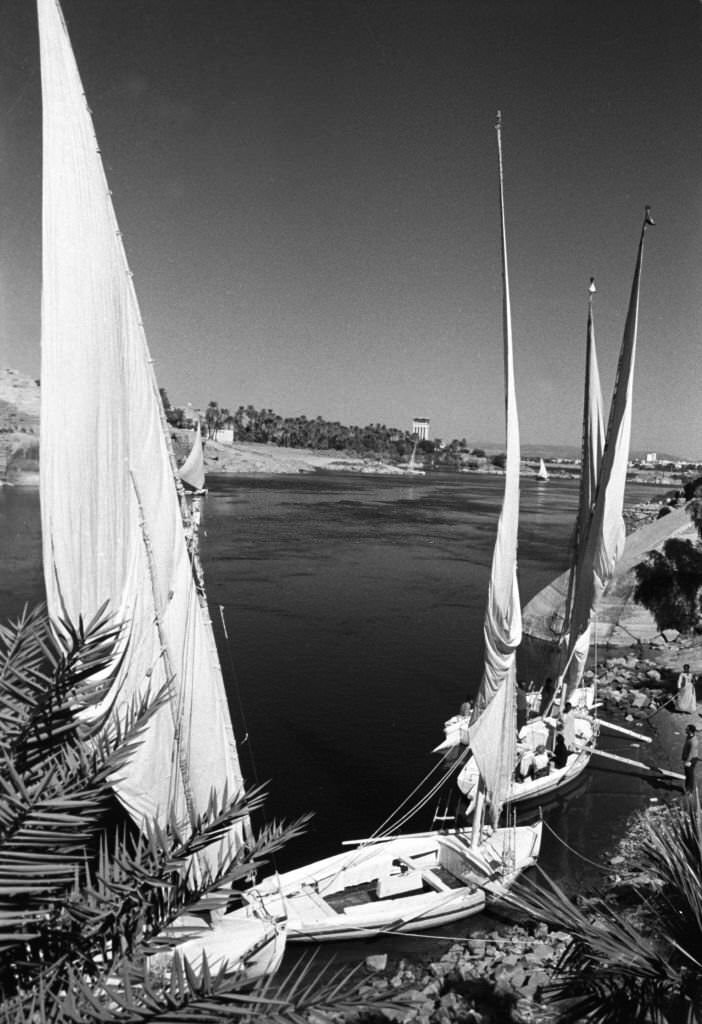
(469, 113, 522, 841)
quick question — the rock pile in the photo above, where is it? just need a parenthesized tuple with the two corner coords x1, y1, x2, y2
(358, 923, 568, 1023)
(592, 654, 671, 721)
(622, 501, 665, 533)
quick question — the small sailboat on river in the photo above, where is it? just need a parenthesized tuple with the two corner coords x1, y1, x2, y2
(37, 0, 284, 979)
(230, 115, 542, 942)
(405, 438, 426, 476)
(536, 458, 549, 482)
(449, 213, 656, 813)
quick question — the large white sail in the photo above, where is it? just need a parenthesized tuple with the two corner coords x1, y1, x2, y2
(562, 211, 654, 695)
(38, 0, 245, 869)
(468, 115, 521, 824)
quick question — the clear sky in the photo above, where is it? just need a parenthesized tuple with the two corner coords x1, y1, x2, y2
(1, 1, 701, 455)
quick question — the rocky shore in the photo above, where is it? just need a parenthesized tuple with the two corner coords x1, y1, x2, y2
(357, 922, 568, 1023)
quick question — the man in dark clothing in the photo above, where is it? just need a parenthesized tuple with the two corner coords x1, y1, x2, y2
(682, 724, 700, 794)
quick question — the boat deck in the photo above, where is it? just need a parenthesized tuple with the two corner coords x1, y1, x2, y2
(319, 863, 468, 913)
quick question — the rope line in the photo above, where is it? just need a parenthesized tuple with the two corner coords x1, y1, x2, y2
(366, 752, 464, 842)
(542, 819, 612, 873)
(218, 604, 260, 787)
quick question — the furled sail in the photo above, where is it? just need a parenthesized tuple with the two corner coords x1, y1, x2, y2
(468, 115, 521, 824)
(38, 0, 245, 869)
(558, 280, 606, 687)
(562, 210, 654, 695)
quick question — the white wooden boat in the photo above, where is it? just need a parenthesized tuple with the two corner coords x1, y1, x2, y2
(231, 826, 541, 942)
(37, 0, 284, 979)
(456, 716, 598, 814)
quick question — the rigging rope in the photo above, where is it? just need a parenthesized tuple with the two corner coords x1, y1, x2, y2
(363, 747, 470, 843)
(218, 604, 260, 787)
(541, 819, 613, 873)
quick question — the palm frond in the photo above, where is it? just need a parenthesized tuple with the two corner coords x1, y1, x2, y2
(504, 802, 702, 1024)
(26, 949, 419, 1023)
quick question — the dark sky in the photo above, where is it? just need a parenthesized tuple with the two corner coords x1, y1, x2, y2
(1, 0, 701, 454)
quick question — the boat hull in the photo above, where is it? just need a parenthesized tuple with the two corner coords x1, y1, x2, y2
(149, 915, 286, 982)
(458, 747, 592, 813)
(233, 825, 542, 942)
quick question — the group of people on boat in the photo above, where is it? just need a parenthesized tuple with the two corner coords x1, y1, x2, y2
(515, 734, 569, 782)
(513, 681, 595, 786)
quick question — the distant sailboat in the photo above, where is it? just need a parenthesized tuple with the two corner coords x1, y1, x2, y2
(406, 437, 426, 476)
(37, 0, 284, 978)
(228, 114, 542, 942)
(450, 215, 655, 812)
(536, 458, 549, 482)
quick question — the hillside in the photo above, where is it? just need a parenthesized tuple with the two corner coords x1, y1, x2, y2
(0, 369, 40, 482)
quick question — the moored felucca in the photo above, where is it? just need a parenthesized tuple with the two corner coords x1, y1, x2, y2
(449, 212, 656, 813)
(37, 0, 284, 979)
(229, 115, 542, 942)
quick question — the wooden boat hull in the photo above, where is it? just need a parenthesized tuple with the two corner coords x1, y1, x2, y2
(458, 747, 592, 813)
(233, 825, 542, 942)
(149, 915, 286, 982)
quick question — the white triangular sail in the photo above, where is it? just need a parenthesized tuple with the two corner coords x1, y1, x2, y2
(468, 115, 521, 825)
(38, 0, 245, 870)
(561, 211, 654, 696)
(179, 428, 206, 491)
(536, 458, 549, 481)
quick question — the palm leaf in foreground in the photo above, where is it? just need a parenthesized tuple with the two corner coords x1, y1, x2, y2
(44, 949, 415, 1023)
(504, 798, 702, 1023)
(0, 605, 317, 1019)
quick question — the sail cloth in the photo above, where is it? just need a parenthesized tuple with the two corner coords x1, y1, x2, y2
(468, 115, 521, 824)
(560, 212, 654, 694)
(38, 0, 244, 870)
(559, 282, 607, 686)
(179, 428, 206, 491)
(523, 504, 695, 648)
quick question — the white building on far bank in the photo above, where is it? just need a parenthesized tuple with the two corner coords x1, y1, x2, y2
(412, 417, 430, 440)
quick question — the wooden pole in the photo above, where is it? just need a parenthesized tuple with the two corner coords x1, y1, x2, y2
(591, 747, 684, 780)
(598, 718, 652, 743)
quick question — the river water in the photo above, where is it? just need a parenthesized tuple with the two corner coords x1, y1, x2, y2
(0, 472, 676, 904)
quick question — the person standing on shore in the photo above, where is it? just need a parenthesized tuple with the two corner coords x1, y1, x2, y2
(676, 664, 697, 714)
(682, 724, 700, 794)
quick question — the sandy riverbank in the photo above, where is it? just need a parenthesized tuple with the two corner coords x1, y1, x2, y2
(201, 438, 423, 476)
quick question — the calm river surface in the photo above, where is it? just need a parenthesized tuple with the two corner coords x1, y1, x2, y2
(0, 472, 675, 905)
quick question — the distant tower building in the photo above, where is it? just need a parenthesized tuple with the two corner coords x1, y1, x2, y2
(412, 417, 430, 440)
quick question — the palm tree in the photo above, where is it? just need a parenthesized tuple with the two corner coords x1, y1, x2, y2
(205, 401, 221, 440)
(0, 605, 411, 1022)
(505, 800, 702, 1022)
